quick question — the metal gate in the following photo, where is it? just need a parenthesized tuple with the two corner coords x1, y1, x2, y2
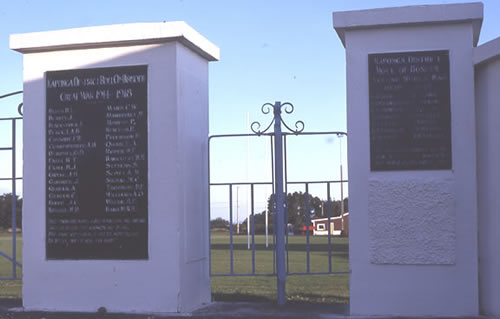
(0, 91, 23, 281)
(208, 101, 348, 304)
(0, 94, 349, 300)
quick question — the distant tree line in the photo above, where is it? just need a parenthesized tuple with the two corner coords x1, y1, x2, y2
(0, 193, 22, 229)
(210, 191, 348, 234)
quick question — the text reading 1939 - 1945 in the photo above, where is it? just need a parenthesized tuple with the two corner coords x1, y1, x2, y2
(46, 65, 148, 260)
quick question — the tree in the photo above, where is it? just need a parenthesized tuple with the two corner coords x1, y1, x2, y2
(210, 217, 229, 230)
(266, 191, 322, 231)
(320, 197, 348, 218)
(238, 193, 349, 235)
(0, 193, 22, 229)
(240, 210, 274, 235)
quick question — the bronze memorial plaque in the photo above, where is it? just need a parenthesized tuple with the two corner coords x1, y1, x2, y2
(368, 50, 451, 171)
(46, 65, 148, 259)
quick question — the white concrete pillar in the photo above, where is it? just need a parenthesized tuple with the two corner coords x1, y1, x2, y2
(474, 36, 500, 318)
(10, 22, 219, 313)
(333, 3, 482, 317)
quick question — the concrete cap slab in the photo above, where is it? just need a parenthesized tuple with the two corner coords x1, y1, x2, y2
(333, 2, 483, 47)
(474, 36, 500, 65)
(9, 21, 220, 61)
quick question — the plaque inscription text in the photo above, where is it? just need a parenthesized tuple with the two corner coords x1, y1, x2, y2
(369, 50, 451, 171)
(46, 65, 148, 260)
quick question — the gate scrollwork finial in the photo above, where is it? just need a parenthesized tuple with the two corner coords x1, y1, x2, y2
(250, 101, 305, 136)
(250, 103, 275, 136)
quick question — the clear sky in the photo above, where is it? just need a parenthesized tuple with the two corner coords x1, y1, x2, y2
(0, 0, 499, 219)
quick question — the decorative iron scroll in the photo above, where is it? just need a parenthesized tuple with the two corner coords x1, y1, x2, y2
(250, 101, 304, 135)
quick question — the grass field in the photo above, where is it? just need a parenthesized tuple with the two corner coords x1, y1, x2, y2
(0, 231, 22, 298)
(0, 232, 350, 304)
(211, 232, 349, 304)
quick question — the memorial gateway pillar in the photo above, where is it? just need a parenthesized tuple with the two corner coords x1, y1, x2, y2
(10, 22, 219, 313)
(333, 3, 482, 317)
(474, 36, 500, 318)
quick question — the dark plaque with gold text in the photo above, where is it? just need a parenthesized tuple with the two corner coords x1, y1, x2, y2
(368, 50, 451, 171)
(46, 65, 148, 260)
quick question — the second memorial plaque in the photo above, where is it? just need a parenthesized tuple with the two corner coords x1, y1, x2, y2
(368, 50, 452, 171)
(46, 65, 148, 260)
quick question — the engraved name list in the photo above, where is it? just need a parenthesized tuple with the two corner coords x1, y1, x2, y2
(368, 50, 452, 171)
(46, 65, 148, 260)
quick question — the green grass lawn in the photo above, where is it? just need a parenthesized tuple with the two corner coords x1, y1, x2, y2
(0, 231, 22, 298)
(211, 232, 350, 304)
(0, 231, 350, 304)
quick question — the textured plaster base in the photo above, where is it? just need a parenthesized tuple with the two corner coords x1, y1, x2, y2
(369, 178, 456, 265)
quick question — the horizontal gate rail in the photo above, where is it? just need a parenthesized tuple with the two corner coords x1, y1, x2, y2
(210, 180, 348, 275)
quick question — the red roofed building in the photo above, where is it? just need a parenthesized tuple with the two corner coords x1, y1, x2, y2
(311, 212, 349, 236)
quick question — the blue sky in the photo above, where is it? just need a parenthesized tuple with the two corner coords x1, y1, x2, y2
(0, 0, 499, 219)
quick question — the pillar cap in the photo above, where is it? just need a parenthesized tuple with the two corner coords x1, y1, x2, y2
(333, 2, 483, 47)
(10, 21, 220, 61)
(474, 36, 500, 66)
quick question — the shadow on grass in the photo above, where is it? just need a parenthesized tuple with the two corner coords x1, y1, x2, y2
(212, 292, 349, 316)
(213, 293, 272, 303)
(213, 292, 349, 304)
(0, 298, 21, 310)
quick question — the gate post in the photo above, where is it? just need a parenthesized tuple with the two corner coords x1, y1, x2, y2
(334, 3, 482, 316)
(11, 22, 219, 313)
(251, 101, 304, 305)
(272, 101, 286, 305)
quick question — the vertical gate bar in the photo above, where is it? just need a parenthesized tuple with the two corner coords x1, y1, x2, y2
(208, 137, 212, 276)
(284, 135, 289, 274)
(327, 182, 332, 273)
(11, 119, 17, 279)
(247, 184, 250, 250)
(285, 196, 289, 274)
(273, 102, 286, 305)
(270, 136, 275, 195)
(340, 164, 345, 234)
(265, 201, 269, 248)
(305, 182, 310, 273)
(251, 184, 256, 274)
(272, 196, 278, 275)
(339, 134, 345, 234)
(229, 184, 234, 274)
(284, 135, 288, 195)
(270, 136, 276, 275)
